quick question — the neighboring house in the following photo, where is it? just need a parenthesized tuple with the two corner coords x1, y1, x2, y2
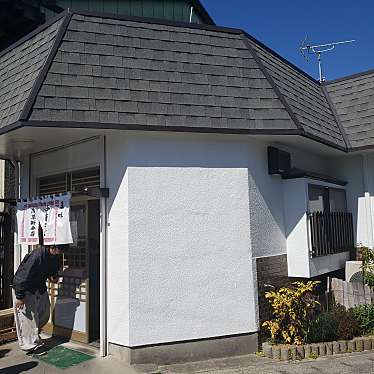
(0, 0, 213, 49)
(0, 4, 374, 365)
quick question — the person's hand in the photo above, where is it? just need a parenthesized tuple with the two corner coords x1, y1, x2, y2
(15, 299, 25, 310)
(49, 276, 59, 283)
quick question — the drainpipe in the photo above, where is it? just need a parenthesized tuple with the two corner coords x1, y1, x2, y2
(100, 136, 108, 357)
(362, 154, 374, 248)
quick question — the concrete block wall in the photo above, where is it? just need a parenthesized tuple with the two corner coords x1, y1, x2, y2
(256, 255, 290, 324)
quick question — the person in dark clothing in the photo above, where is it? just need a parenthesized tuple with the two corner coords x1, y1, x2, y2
(13, 244, 68, 352)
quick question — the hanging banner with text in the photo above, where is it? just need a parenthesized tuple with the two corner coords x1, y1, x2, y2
(16, 193, 73, 245)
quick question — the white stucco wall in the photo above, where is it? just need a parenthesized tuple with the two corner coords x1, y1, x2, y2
(326, 154, 366, 247)
(282, 179, 310, 277)
(17, 130, 368, 348)
(283, 177, 351, 277)
(106, 132, 261, 346)
(106, 133, 130, 345)
(105, 132, 356, 347)
(246, 145, 286, 259)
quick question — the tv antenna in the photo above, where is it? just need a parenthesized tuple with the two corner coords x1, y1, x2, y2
(300, 37, 355, 82)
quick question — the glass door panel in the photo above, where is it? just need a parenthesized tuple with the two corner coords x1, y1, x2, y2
(45, 203, 90, 343)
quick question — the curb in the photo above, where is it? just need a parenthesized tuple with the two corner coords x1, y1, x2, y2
(262, 335, 374, 361)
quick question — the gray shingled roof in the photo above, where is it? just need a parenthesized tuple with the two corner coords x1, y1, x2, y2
(247, 39, 346, 148)
(1, 10, 373, 152)
(325, 71, 374, 149)
(29, 14, 296, 131)
(0, 18, 63, 128)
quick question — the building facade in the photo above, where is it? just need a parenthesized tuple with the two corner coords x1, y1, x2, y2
(0, 5, 374, 364)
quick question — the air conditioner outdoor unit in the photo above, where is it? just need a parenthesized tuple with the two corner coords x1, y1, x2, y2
(345, 261, 363, 283)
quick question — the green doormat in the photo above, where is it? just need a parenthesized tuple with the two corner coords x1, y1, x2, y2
(34, 345, 94, 369)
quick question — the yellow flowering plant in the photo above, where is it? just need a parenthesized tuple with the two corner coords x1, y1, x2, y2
(360, 246, 374, 288)
(262, 281, 320, 345)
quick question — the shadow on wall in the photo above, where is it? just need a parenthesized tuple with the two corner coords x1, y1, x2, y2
(105, 133, 292, 340)
(107, 134, 290, 259)
(326, 155, 364, 247)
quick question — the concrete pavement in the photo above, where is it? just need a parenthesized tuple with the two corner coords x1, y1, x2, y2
(1, 339, 374, 374)
(0, 340, 138, 374)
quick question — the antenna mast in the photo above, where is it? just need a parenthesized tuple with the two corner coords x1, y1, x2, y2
(300, 39, 355, 82)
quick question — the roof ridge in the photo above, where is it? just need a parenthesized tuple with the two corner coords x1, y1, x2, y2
(324, 68, 374, 85)
(0, 11, 67, 59)
(321, 86, 351, 149)
(19, 11, 73, 121)
(242, 32, 320, 85)
(242, 32, 347, 148)
(240, 34, 301, 132)
(72, 10, 321, 86)
(72, 9, 240, 35)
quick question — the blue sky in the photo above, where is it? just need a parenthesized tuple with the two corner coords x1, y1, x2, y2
(202, 1, 372, 81)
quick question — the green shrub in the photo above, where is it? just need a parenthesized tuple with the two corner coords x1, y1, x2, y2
(352, 304, 374, 335)
(331, 304, 362, 340)
(305, 312, 339, 343)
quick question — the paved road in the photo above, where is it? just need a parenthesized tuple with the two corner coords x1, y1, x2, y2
(1, 340, 373, 374)
(158, 351, 374, 374)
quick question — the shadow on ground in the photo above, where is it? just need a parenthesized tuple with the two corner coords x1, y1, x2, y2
(0, 361, 38, 374)
(0, 349, 10, 359)
(40, 336, 69, 353)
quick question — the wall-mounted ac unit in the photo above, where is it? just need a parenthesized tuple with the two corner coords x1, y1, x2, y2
(345, 261, 363, 283)
(268, 147, 291, 175)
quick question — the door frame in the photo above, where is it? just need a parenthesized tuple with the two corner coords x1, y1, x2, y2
(19, 135, 108, 356)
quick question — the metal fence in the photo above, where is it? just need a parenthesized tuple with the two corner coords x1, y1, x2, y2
(308, 211, 354, 257)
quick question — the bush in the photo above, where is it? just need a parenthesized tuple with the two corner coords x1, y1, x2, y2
(262, 281, 320, 345)
(305, 312, 339, 343)
(352, 304, 374, 335)
(331, 304, 362, 340)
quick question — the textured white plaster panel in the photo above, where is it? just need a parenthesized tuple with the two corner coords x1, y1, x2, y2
(246, 142, 286, 258)
(127, 166, 255, 346)
(118, 133, 259, 346)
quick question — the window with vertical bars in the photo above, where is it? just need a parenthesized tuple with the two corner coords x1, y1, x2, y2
(38, 167, 100, 195)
